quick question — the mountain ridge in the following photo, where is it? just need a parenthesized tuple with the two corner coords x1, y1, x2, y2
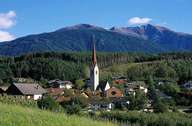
(0, 24, 192, 56)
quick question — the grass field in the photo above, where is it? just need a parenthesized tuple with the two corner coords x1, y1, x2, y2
(0, 103, 117, 126)
(99, 111, 192, 126)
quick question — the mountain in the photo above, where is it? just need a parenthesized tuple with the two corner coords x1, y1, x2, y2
(110, 24, 192, 51)
(0, 24, 192, 56)
(0, 24, 163, 56)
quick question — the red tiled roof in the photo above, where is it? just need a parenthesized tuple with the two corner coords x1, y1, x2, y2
(47, 88, 64, 96)
(56, 96, 71, 103)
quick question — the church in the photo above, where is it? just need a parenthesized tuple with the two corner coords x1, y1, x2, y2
(90, 42, 100, 91)
(89, 42, 110, 92)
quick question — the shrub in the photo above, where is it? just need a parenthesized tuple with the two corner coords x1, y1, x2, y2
(65, 104, 81, 115)
(71, 96, 88, 108)
(63, 89, 74, 97)
(37, 95, 62, 112)
(62, 95, 88, 108)
(74, 79, 85, 89)
(153, 101, 169, 113)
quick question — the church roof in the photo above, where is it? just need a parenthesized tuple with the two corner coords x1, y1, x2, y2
(97, 81, 110, 92)
(92, 41, 97, 65)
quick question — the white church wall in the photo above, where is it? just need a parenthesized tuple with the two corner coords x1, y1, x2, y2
(93, 65, 99, 91)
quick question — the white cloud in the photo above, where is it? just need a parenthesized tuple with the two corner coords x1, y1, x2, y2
(0, 30, 15, 42)
(128, 17, 152, 25)
(0, 11, 16, 42)
(0, 10, 16, 29)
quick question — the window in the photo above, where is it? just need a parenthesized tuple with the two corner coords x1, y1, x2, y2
(111, 91, 116, 95)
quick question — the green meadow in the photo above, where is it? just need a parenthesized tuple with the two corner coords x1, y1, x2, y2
(0, 103, 117, 126)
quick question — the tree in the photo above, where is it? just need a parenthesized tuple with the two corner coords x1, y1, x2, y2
(153, 98, 169, 113)
(0, 64, 13, 85)
(74, 79, 85, 89)
(62, 95, 88, 115)
(39, 77, 48, 87)
(61, 95, 88, 109)
(81, 64, 89, 79)
(110, 64, 121, 73)
(127, 66, 139, 81)
(127, 91, 147, 110)
(159, 82, 180, 97)
(37, 95, 62, 112)
(155, 64, 169, 78)
(155, 63, 177, 79)
(71, 96, 88, 108)
(146, 75, 157, 100)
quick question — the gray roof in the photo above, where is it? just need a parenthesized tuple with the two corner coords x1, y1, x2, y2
(13, 83, 46, 95)
(127, 81, 145, 85)
(48, 79, 72, 85)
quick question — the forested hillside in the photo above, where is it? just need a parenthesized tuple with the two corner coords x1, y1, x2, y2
(0, 52, 192, 86)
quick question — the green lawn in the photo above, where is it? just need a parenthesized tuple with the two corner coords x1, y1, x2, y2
(0, 103, 117, 126)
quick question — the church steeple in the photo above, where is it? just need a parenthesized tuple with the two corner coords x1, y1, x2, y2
(90, 36, 99, 91)
(92, 41, 97, 66)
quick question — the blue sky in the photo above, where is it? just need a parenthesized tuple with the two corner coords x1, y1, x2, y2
(0, 0, 191, 41)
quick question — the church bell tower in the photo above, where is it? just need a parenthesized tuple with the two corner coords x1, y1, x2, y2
(90, 40, 99, 91)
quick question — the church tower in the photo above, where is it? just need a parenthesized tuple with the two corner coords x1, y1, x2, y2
(90, 41, 99, 91)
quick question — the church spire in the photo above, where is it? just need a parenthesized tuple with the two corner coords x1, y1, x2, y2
(90, 35, 99, 91)
(92, 36, 97, 65)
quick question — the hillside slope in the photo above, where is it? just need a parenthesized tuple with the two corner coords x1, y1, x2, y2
(1, 24, 192, 56)
(111, 24, 192, 51)
(0, 24, 163, 56)
(0, 103, 116, 126)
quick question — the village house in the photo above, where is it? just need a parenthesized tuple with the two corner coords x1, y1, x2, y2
(124, 81, 148, 96)
(47, 88, 64, 96)
(13, 78, 36, 83)
(6, 83, 46, 100)
(157, 80, 176, 86)
(46, 87, 73, 103)
(156, 89, 172, 99)
(142, 100, 153, 112)
(88, 101, 114, 111)
(0, 88, 5, 94)
(112, 76, 127, 85)
(88, 97, 132, 111)
(181, 81, 192, 90)
(110, 97, 130, 108)
(105, 87, 123, 98)
(113, 79, 126, 85)
(83, 89, 102, 98)
(48, 79, 73, 89)
(81, 92, 89, 98)
(88, 97, 114, 111)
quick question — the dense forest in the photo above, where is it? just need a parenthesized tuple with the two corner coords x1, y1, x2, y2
(0, 52, 192, 86)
